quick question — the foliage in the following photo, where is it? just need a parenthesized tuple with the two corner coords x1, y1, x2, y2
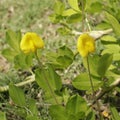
(0, 0, 120, 120)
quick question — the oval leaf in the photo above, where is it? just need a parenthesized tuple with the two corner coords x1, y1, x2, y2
(35, 64, 62, 92)
(49, 105, 67, 120)
(6, 30, 21, 53)
(97, 53, 113, 77)
(67, 13, 82, 23)
(110, 106, 120, 120)
(68, 0, 80, 11)
(54, 1, 65, 15)
(105, 12, 120, 35)
(72, 73, 101, 91)
(0, 112, 6, 120)
(9, 83, 26, 106)
(83, 55, 100, 77)
(66, 95, 87, 117)
(62, 9, 77, 16)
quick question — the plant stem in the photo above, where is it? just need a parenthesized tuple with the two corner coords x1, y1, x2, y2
(0, 75, 35, 92)
(42, 69, 59, 105)
(86, 56, 102, 120)
(35, 51, 42, 68)
(85, 17, 91, 31)
(86, 56, 95, 94)
(81, 0, 85, 32)
(92, 78, 120, 105)
(35, 51, 59, 105)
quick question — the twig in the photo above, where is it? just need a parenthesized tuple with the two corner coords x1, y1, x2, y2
(92, 78, 120, 105)
(0, 75, 35, 92)
(72, 28, 113, 39)
(87, 56, 102, 119)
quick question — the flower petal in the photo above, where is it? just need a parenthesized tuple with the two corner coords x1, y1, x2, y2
(77, 33, 95, 57)
(20, 32, 44, 54)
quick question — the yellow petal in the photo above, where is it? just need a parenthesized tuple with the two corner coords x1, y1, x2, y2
(31, 33, 44, 49)
(20, 32, 44, 54)
(77, 33, 95, 57)
(102, 110, 109, 118)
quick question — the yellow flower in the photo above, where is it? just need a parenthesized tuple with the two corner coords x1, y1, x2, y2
(20, 32, 44, 54)
(102, 110, 109, 118)
(77, 33, 95, 57)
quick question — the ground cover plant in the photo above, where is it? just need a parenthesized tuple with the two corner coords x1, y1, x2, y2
(0, 0, 120, 120)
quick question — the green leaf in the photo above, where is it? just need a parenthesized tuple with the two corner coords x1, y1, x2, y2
(67, 114, 83, 120)
(46, 52, 61, 67)
(86, 0, 98, 10)
(67, 115, 76, 120)
(54, 1, 65, 15)
(49, 14, 62, 23)
(88, 2, 103, 13)
(105, 12, 120, 35)
(35, 64, 62, 92)
(68, 0, 80, 11)
(58, 46, 74, 59)
(86, 110, 95, 120)
(28, 99, 38, 116)
(62, 88, 70, 105)
(6, 30, 21, 53)
(83, 55, 100, 77)
(9, 83, 26, 106)
(62, 9, 77, 16)
(57, 27, 70, 35)
(14, 53, 33, 69)
(101, 44, 120, 61)
(67, 13, 82, 23)
(110, 106, 120, 120)
(106, 70, 120, 79)
(26, 115, 39, 120)
(72, 73, 101, 91)
(2, 48, 18, 62)
(46, 46, 74, 69)
(78, 0, 86, 11)
(101, 35, 117, 42)
(56, 45, 74, 68)
(2, 30, 22, 62)
(113, 53, 120, 61)
(44, 90, 62, 104)
(66, 95, 87, 119)
(56, 56, 73, 68)
(95, 22, 111, 30)
(0, 112, 6, 120)
(97, 54, 113, 76)
(49, 105, 68, 120)
(35, 64, 63, 104)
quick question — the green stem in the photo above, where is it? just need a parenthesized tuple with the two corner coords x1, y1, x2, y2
(42, 70, 59, 105)
(86, 56, 102, 120)
(35, 51, 42, 68)
(85, 16, 91, 31)
(86, 56, 95, 94)
(35, 51, 59, 105)
(81, 0, 85, 32)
